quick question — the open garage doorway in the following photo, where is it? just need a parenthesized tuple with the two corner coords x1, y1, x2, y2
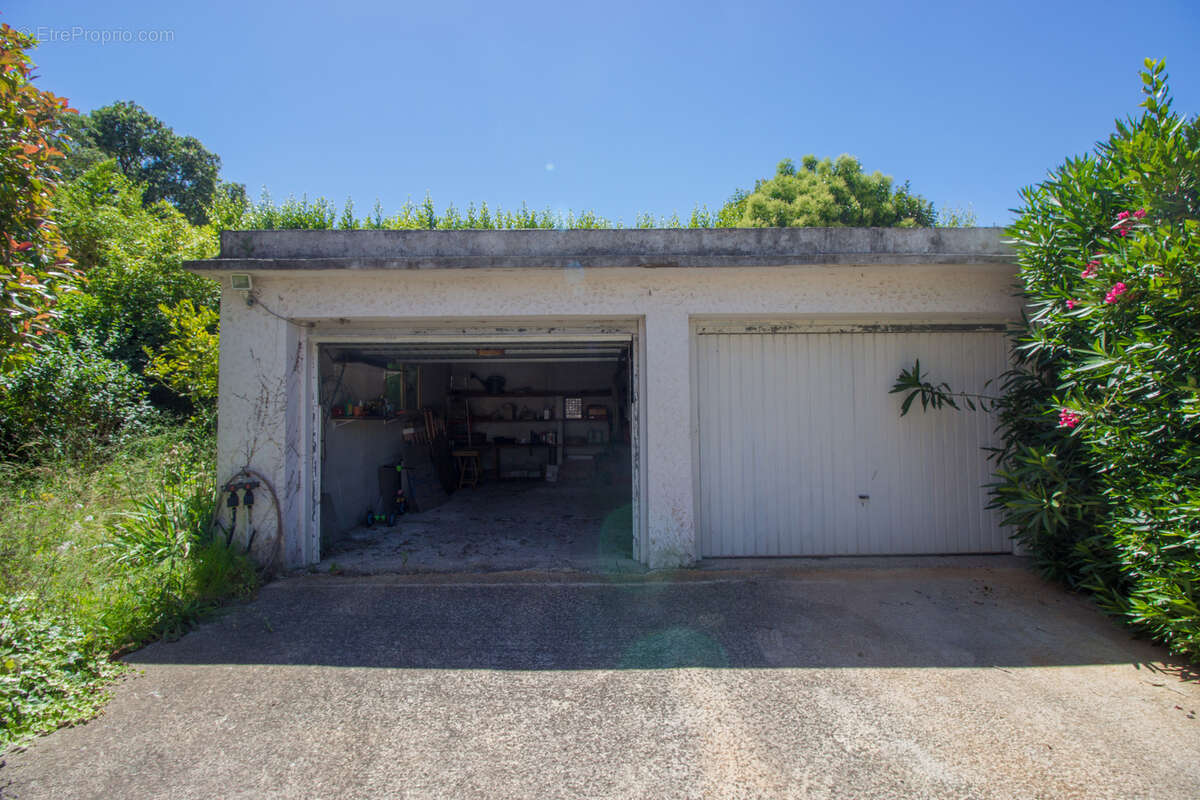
(315, 337, 639, 573)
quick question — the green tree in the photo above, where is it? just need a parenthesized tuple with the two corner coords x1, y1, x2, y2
(721, 155, 936, 228)
(63, 101, 231, 225)
(0, 25, 79, 371)
(55, 109, 106, 178)
(55, 161, 218, 372)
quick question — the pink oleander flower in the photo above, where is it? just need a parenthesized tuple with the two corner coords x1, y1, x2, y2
(1117, 227, 1129, 237)
(1059, 409, 1081, 429)
(1066, 299, 1078, 310)
(1082, 261, 1099, 278)
(1117, 210, 1131, 221)
(1105, 282, 1128, 303)
(1133, 209, 1147, 219)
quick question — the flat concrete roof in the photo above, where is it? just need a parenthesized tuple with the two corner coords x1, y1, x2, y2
(185, 227, 1014, 272)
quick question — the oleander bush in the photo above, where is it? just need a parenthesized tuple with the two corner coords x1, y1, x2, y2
(995, 59, 1200, 660)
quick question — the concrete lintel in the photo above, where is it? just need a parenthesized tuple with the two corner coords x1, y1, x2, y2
(185, 228, 1014, 272)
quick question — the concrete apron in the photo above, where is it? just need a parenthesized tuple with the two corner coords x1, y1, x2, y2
(4, 561, 1198, 800)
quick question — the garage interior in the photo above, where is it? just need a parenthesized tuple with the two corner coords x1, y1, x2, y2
(316, 339, 637, 573)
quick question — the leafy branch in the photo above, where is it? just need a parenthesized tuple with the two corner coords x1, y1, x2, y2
(889, 359, 1001, 416)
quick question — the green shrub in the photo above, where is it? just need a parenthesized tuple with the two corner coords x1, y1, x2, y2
(0, 336, 158, 460)
(215, 187, 748, 231)
(999, 59, 1200, 660)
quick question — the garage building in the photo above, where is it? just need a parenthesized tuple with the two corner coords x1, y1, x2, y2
(185, 227, 1020, 570)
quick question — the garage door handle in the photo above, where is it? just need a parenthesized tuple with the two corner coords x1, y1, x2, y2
(858, 494, 870, 500)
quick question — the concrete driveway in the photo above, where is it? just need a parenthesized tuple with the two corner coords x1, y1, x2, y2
(3, 560, 1198, 799)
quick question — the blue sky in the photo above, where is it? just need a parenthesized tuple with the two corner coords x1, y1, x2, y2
(8, 1, 1200, 226)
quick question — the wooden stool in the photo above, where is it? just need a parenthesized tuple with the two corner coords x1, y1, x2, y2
(452, 449, 481, 489)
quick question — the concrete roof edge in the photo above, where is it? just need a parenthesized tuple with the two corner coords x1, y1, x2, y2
(184, 254, 1015, 272)
(184, 227, 1014, 271)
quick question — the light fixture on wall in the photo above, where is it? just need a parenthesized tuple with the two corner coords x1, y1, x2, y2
(231, 273, 254, 307)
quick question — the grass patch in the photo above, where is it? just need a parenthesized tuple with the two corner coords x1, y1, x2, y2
(0, 425, 257, 749)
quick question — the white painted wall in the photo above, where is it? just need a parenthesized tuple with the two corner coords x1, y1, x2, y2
(318, 352, 412, 541)
(212, 263, 1021, 569)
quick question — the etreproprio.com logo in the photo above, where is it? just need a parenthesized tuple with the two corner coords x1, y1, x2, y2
(18, 26, 175, 45)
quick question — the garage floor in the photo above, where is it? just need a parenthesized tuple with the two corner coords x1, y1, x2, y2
(319, 481, 640, 574)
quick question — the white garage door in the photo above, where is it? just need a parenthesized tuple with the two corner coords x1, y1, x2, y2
(695, 330, 1011, 556)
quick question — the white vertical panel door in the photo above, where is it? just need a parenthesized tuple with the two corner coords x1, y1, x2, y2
(695, 331, 1011, 556)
